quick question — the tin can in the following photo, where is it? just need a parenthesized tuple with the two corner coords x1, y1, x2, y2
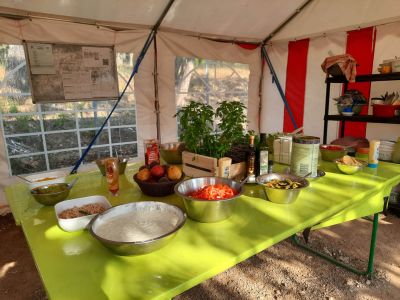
(144, 139, 160, 166)
(290, 136, 320, 177)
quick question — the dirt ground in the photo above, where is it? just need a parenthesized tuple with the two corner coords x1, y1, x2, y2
(0, 211, 399, 300)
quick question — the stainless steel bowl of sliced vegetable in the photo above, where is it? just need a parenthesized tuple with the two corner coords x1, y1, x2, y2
(174, 177, 243, 223)
(256, 173, 309, 204)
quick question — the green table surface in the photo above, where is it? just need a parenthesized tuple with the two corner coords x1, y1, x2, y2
(5, 161, 400, 300)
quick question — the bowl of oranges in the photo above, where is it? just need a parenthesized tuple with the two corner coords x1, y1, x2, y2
(133, 163, 185, 197)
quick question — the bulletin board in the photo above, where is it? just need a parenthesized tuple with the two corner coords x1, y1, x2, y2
(24, 42, 119, 103)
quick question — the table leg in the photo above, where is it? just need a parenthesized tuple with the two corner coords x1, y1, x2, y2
(291, 213, 379, 279)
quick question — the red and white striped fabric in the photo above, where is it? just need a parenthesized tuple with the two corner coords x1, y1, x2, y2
(262, 25, 400, 143)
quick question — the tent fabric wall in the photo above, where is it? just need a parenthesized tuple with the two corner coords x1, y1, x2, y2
(342, 27, 376, 138)
(260, 42, 288, 134)
(262, 24, 400, 143)
(156, 31, 262, 142)
(0, 17, 263, 206)
(303, 33, 346, 142)
(0, 17, 154, 204)
(283, 39, 309, 132)
(368, 22, 400, 140)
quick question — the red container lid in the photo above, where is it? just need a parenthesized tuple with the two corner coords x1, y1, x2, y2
(356, 147, 369, 154)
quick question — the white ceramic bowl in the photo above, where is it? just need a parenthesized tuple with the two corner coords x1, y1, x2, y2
(55, 195, 111, 232)
(25, 170, 67, 189)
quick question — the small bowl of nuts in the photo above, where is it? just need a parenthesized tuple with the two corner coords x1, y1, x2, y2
(334, 155, 367, 175)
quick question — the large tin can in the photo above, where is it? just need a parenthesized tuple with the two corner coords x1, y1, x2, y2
(290, 136, 320, 177)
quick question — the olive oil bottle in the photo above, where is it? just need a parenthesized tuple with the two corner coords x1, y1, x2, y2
(246, 134, 256, 183)
(258, 133, 269, 176)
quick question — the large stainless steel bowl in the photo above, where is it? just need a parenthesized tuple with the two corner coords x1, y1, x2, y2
(30, 182, 72, 206)
(88, 201, 186, 256)
(174, 177, 243, 223)
(256, 173, 309, 204)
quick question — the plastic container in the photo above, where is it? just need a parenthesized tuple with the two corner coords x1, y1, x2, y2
(355, 147, 369, 162)
(290, 136, 320, 177)
(368, 140, 380, 168)
(24, 170, 67, 189)
(372, 104, 400, 117)
(273, 135, 292, 165)
(392, 138, 400, 163)
(391, 59, 400, 72)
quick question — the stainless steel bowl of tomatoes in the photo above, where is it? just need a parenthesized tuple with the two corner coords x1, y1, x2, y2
(174, 177, 243, 223)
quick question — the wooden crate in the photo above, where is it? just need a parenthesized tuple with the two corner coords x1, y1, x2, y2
(182, 151, 246, 179)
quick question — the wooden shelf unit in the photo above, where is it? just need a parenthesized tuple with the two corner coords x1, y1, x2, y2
(323, 73, 400, 143)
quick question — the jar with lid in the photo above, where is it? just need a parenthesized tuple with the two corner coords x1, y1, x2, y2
(355, 147, 369, 162)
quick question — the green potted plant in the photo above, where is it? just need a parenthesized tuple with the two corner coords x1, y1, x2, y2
(175, 100, 248, 177)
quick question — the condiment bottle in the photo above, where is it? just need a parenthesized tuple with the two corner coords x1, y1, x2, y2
(144, 139, 160, 166)
(368, 140, 380, 168)
(257, 133, 269, 176)
(246, 134, 256, 183)
(392, 137, 400, 163)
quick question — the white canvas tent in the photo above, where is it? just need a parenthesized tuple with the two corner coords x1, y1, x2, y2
(1, 0, 400, 204)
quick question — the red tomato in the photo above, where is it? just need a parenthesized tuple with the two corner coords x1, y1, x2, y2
(187, 184, 238, 200)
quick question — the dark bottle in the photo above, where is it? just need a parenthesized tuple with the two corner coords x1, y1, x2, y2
(246, 134, 256, 183)
(258, 133, 269, 176)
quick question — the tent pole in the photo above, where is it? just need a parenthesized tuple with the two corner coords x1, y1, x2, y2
(70, 0, 176, 174)
(259, 0, 313, 130)
(257, 51, 265, 133)
(262, 0, 314, 44)
(261, 46, 298, 129)
(154, 34, 161, 142)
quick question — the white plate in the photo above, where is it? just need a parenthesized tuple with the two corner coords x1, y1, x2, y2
(25, 170, 67, 189)
(55, 196, 111, 232)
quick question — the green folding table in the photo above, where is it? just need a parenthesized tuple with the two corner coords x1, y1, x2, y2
(5, 161, 399, 300)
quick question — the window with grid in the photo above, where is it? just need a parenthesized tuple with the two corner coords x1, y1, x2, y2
(175, 57, 250, 133)
(0, 45, 137, 175)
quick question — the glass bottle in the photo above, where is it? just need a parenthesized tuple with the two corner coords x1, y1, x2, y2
(246, 134, 256, 183)
(105, 158, 119, 196)
(258, 133, 269, 176)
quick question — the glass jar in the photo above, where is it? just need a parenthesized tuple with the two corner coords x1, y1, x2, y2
(144, 139, 160, 166)
(355, 147, 369, 162)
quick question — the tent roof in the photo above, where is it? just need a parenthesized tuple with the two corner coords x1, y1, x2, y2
(0, 0, 400, 42)
(0, 0, 304, 41)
